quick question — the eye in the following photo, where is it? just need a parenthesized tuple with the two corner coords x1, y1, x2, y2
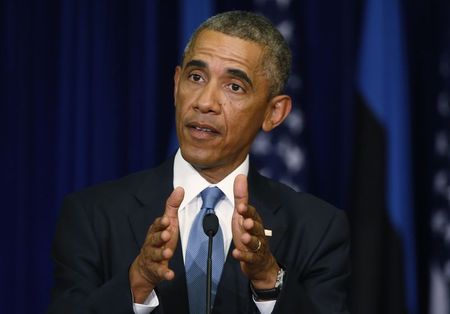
(188, 73, 204, 83)
(228, 83, 245, 93)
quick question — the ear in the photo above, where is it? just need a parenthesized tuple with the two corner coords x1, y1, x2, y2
(262, 95, 292, 132)
(173, 66, 181, 106)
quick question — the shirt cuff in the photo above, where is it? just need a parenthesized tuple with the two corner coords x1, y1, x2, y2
(253, 296, 276, 314)
(133, 290, 159, 314)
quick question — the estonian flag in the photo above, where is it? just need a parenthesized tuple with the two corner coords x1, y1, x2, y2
(352, 0, 417, 313)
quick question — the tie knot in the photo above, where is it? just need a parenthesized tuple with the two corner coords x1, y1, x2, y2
(200, 187, 224, 211)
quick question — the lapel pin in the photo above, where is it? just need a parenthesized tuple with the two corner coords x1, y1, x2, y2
(264, 229, 272, 237)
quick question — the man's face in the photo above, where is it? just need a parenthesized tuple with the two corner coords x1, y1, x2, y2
(174, 30, 273, 182)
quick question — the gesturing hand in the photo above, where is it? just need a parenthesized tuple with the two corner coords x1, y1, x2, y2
(231, 175, 280, 290)
(129, 187, 184, 303)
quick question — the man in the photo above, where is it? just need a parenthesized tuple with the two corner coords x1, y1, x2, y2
(49, 11, 350, 314)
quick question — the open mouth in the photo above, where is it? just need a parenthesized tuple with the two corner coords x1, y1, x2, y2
(187, 123, 220, 135)
(193, 126, 214, 133)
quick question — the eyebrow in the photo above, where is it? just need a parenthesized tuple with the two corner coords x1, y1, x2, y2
(227, 68, 253, 89)
(184, 59, 254, 89)
(184, 59, 207, 69)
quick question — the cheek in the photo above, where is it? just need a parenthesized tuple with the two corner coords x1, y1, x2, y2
(226, 109, 260, 139)
(223, 91, 244, 105)
(175, 93, 189, 117)
(229, 102, 265, 125)
(175, 104, 187, 133)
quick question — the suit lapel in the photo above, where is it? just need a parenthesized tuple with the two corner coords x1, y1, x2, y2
(247, 166, 287, 258)
(128, 157, 174, 249)
(128, 157, 190, 313)
(213, 243, 252, 313)
(213, 167, 288, 313)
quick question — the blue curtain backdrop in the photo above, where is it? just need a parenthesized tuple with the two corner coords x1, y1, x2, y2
(407, 0, 450, 313)
(0, 0, 447, 313)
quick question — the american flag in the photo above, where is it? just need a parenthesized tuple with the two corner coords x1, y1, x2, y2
(251, 0, 308, 192)
(429, 18, 450, 314)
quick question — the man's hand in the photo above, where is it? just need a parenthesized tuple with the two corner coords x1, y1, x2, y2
(231, 175, 280, 290)
(129, 187, 184, 303)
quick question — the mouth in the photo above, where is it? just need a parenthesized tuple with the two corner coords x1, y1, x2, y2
(192, 126, 216, 133)
(186, 122, 220, 138)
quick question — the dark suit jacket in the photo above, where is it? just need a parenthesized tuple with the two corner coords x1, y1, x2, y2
(48, 157, 350, 314)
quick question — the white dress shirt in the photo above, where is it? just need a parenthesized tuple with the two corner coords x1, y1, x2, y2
(133, 149, 276, 313)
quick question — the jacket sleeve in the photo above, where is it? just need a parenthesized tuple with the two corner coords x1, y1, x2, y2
(274, 209, 350, 314)
(48, 193, 136, 314)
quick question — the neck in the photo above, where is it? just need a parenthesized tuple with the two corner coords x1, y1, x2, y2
(192, 158, 247, 184)
(193, 165, 232, 184)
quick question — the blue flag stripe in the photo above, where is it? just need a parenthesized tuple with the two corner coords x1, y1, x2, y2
(357, 0, 417, 312)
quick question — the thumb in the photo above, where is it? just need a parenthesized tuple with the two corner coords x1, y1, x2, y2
(165, 186, 184, 218)
(233, 174, 248, 207)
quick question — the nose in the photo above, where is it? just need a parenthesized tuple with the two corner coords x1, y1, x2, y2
(194, 81, 222, 113)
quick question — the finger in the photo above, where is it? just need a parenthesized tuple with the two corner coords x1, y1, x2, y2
(237, 202, 254, 218)
(234, 174, 248, 208)
(163, 270, 175, 281)
(243, 218, 265, 235)
(164, 186, 184, 218)
(148, 216, 170, 234)
(159, 267, 175, 281)
(144, 246, 166, 263)
(241, 220, 266, 243)
(238, 204, 263, 222)
(145, 220, 169, 248)
(147, 229, 171, 247)
(232, 248, 259, 264)
(144, 263, 174, 282)
(240, 232, 264, 252)
(148, 246, 174, 262)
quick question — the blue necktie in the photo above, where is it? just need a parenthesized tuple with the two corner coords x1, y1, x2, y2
(185, 187, 225, 314)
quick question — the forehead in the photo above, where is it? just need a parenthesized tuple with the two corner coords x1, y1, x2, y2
(184, 30, 266, 76)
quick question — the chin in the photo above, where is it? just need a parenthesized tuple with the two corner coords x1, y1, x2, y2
(180, 147, 216, 168)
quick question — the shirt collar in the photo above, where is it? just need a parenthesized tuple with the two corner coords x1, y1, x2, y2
(173, 149, 249, 210)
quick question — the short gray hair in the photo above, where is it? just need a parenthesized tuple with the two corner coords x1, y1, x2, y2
(182, 11, 292, 97)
